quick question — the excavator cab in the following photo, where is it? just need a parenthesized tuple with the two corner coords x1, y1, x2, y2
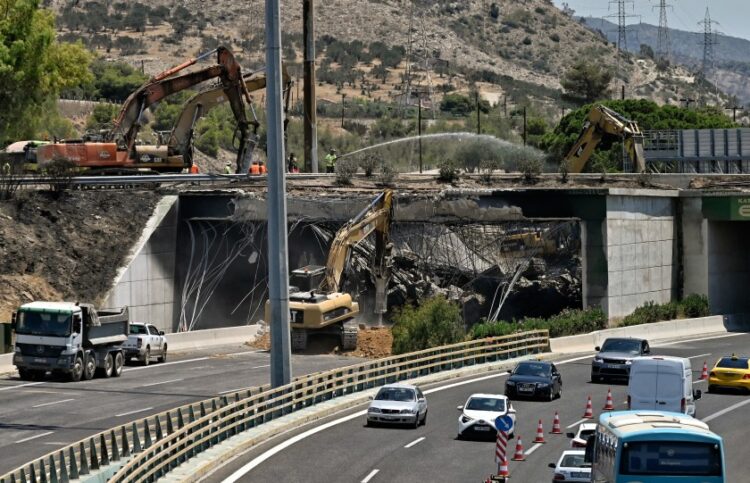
(289, 265, 326, 293)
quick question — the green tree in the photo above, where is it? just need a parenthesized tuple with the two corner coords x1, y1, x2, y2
(85, 103, 119, 131)
(0, 0, 92, 144)
(391, 296, 465, 354)
(560, 61, 612, 104)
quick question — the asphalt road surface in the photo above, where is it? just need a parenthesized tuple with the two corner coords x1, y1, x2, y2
(208, 333, 750, 483)
(0, 344, 365, 474)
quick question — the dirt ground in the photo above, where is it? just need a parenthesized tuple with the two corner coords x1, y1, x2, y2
(0, 190, 162, 321)
(250, 325, 393, 359)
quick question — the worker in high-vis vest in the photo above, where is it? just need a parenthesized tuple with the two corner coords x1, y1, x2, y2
(224, 162, 232, 174)
(249, 162, 261, 175)
(324, 148, 337, 173)
(189, 163, 200, 174)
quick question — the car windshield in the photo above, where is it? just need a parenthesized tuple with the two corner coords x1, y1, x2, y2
(717, 357, 749, 369)
(514, 362, 551, 377)
(601, 339, 641, 354)
(16, 311, 71, 337)
(466, 397, 506, 412)
(579, 429, 595, 439)
(375, 387, 415, 402)
(130, 325, 147, 335)
(561, 454, 588, 468)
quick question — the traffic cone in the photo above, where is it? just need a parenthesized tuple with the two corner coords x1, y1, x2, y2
(700, 361, 709, 380)
(498, 457, 510, 477)
(583, 395, 594, 418)
(534, 419, 546, 443)
(603, 388, 615, 410)
(550, 411, 562, 434)
(512, 437, 526, 461)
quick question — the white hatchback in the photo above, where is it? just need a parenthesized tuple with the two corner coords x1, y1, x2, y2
(457, 393, 516, 439)
(548, 450, 591, 483)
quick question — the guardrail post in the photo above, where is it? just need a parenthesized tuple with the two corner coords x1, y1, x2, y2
(67, 447, 77, 481)
(166, 411, 174, 435)
(132, 422, 142, 453)
(121, 426, 130, 458)
(58, 451, 68, 483)
(99, 434, 109, 467)
(28, 464, 36, 483)
(19, 468, 28, 483)
(199, 402, 207, 418)
(48, 455, 57, 483)
(88, 438, 99, 471)
(110, 430, 119, 462)
(78, 442, 88, 476)
(143, 420, 153, 449)
(37, 457, 45, 483)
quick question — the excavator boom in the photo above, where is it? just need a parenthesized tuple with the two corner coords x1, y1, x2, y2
(564, 104, 646, 173)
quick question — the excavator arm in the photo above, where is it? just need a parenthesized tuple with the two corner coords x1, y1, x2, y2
(320, 190, 394, 314)
(564, 104, 646, 173)
(110, 46, 251, 166)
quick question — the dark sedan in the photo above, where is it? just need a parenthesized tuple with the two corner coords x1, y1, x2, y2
(505, 360, 562, 401)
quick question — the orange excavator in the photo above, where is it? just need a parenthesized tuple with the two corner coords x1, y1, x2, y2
(35, 46, 257, 174)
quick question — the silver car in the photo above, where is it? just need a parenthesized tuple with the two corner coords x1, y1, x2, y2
(366, 383, 427, 428)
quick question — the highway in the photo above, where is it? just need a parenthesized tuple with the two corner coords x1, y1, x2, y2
(0, 345, 364, 475)
(207, 333, 750, 483)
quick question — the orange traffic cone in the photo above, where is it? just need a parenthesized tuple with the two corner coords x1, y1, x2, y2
(583, 395, 594, 418)
(700, 361, 709, 380)
(498, 457, 510, 477)
(603, 388, 615, 410)
(550, 411, 562, 434)
(534, 419, 546, 443)
(512, 436, 526, 461)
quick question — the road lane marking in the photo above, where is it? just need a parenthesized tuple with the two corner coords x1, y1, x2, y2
(0, 382, 46, 392)
(656, 333, 746, 347)
(32, 398, 75, 408)
(404, 437, 425, 448)
(525, 443, 543, 456)
(361, 469, 379, 483)
(703, 398, 750, 423)
(16, 431, 54, 443)
(250, 364, 271, 369)
(566, 418, 589, 429)
(688, 353, 712, 359)
(140, 378, 183, 387)
(124, 357, 211, 372)
(693, 379, 706, 385)
(116, 407, 153, 418)
(225, 350, 267, 357)
(43, 442, 68, 446)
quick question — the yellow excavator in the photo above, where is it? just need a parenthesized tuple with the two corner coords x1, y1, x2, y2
(564, 104, 646, 173)
(266, 190, 394, 351)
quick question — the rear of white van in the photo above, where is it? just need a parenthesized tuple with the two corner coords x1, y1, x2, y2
(627, 356, 699, 416)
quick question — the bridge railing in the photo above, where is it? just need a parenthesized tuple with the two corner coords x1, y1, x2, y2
(0, 330, 548, 483)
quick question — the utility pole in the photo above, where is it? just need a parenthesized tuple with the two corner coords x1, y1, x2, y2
(265, 0, 292, 387)
(699, 8, 719, 79)
(621, 85, 625, 100)
(341, 93, 346, 128)
(726, 105, 743, 123)
(503, 95, 507, 117)
(680, 97, 696, 109)
(475, 91, 481, 135)
(522, 106, 527, 147)
(654, 0, 672, 63)
(417, 93, 423, 173)
(303, 0, 318, 172)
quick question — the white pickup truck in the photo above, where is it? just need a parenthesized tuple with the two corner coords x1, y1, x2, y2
(122, 322, 167, 366)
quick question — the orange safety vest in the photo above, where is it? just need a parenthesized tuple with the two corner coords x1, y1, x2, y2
(250, 162, 260, 175)
(259, 163, 267, 174)
(189, 164, 199, 174)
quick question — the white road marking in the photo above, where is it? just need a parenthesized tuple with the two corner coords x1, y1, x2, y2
(43, 442, 68, 446)
(556, 354, 596, 364)
(250, 364, 271, 369)
(688, 353, 712, 360)
(693, 379, 707, 385)
(16, 431, 54, 444)
(703, 398, 750, 423)
(140, 378, 183, 387)
(404, 437, 425, 448)
(656, 333, 746, 347)
(32, 398, 75, 408)
(0, 382, 45, 392)
(115, 407, 153, 418)
(566, 418, 589, 429)
(225, 350, 266, 357)
(124, 357, 211, 372)
(525, 443, 543, 456)
(361, 469, 379, 483)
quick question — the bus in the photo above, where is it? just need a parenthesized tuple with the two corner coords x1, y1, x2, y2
(588, 410, 725, 483)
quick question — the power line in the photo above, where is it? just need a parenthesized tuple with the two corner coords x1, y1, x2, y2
(653, 0, 672, 63)
(607, 0, 637, 52)
(698, 7, 719, 78)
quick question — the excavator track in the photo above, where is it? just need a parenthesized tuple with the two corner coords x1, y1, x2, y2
(340, 321, 358, 351)
(291, 329, 308, 351)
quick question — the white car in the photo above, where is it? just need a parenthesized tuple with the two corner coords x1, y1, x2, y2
(366, 384, 427, 428)
(548, 450, 591, 482)
(456, 393, 516, 439)
(567, 422, 597, 448)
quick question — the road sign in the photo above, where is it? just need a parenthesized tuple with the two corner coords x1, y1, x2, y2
(495, 415, 513, 432)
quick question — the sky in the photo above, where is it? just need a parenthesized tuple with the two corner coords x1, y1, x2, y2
(552, 1, 750, 41)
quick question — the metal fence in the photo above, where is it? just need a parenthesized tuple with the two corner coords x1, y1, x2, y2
(0, 330, 548, 483)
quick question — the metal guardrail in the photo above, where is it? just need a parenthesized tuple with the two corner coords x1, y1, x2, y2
(0, 330, 549, 483)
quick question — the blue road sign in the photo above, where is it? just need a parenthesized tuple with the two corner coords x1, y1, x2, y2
(495, 415, 513, 432)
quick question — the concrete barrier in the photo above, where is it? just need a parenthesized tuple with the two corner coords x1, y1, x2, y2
(549, 315, 727, 354)
(0, 353, 12, 376)
(166, 325, 261, 352)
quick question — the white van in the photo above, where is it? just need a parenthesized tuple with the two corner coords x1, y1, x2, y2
(627, 356, 702, 416)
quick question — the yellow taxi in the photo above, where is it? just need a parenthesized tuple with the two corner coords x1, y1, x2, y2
(708, 354, 750, 393)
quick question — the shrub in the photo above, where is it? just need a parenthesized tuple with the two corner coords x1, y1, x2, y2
(550, 33, 560, 42)
(519, 158, 542, 183)
(335, 159, 357, 186)
(620, 295, 709, 327)
(680, 294, 709, 318)
(377, 163, 397, 186)
(438, 161, 459, 183)
(391, 296, 465, 354)
(359, 153, 378, 177)
(470, 308, 607, 340)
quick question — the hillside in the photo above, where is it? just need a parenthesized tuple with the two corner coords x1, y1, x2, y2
(47, 0, 720, 118)
(582, 17, 750, 106)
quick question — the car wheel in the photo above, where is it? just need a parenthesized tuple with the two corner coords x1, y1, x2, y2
(412, 414, 420, 429)
(421, 410, 427, 426)
(456, 432, 463, 440)
(157, 345, 167, 363)
(142, 347, 150, 366)
(548, 389, 555, 402)
(557, 386, 563, 399)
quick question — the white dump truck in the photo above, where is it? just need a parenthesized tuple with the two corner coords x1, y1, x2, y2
(11, 301, 129, 382)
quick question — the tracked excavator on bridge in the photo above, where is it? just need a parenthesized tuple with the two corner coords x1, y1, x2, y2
(34, 46, 257, 174)
(141, 66, 291, 169)
(265, 190, 394, 351)
(564, 104, 647, 173)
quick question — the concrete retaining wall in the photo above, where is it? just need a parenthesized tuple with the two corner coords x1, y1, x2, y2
(549, 315, 726, 353)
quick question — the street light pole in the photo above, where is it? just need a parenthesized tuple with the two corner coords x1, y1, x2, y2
(303, 0, 319, 172)
(341, 93, 346, 128)
(265, 0, 292, 387)
(417, 94, 423, 173)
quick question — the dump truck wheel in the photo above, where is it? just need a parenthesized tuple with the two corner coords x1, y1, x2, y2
(70, 356, 84, 382)
(112, 352, 124, 377)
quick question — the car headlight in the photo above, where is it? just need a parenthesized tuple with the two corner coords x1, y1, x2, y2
(401, 408, 418, 414)
(368, 407, 381, 413)
(594, 357, 603, 363)
(506, 380, 516, 386)
(461, 414, 473, 423)
(625, 360, 632, 365)
(14, 346, 21, 353)
(537, 382, 550, 387)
